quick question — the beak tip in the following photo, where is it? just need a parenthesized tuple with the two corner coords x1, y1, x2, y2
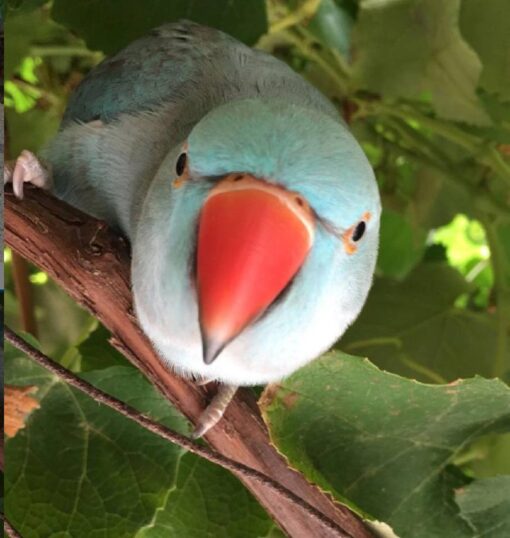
(202, 337, 225, 365)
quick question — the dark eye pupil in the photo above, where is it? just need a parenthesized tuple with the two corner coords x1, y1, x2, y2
(176, 153, 187, 176)
(352, 221, 366, 242)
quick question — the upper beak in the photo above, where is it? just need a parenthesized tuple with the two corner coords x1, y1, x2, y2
(196, 173, 315, 364)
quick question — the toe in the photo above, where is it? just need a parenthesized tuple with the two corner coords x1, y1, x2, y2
(12, 177, 25, 199)
(12, 159, 28, 199)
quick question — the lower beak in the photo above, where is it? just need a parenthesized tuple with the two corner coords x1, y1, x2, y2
(196, 174, 315, 364)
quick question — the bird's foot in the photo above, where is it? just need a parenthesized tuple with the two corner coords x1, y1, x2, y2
(4, 150, 53, 199)
(191, 383, 238, 439)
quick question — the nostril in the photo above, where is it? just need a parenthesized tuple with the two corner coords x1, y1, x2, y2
(233, 174, 244, 182)
(295, 197, 304, 207)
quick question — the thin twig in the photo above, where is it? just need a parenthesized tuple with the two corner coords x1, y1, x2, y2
(5, 326, 354, 538)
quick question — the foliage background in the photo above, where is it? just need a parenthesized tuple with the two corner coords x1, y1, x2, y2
(3, 0, 510, 537)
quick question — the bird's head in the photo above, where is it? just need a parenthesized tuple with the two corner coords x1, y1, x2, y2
(132, 99, 380, 384)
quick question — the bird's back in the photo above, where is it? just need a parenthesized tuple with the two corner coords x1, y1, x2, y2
(63, 20, 338, 126)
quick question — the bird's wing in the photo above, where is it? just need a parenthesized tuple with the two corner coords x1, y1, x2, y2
(63, 20, 338, 126)
(63, 21, 232, 124)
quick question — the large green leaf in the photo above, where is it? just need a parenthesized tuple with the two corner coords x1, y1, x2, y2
(135, 455, 283, 538)
(51, 0, 267, 54)
(455, 476, 510, 538)
(411, 167, 474, 230)
(376, 209, 426, 279)
(341, 262, 506, 382)
(352, 0, 489, 124)
(4, 357, 276, 537)
(261, 352, 510, 537)
(460, 0, 510, 102)
(77, 324, 129, 372)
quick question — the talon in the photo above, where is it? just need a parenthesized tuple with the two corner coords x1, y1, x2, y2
(13, 158, 27, 199)
(7, 150, 53, 199)
(191, 383, 238, 438)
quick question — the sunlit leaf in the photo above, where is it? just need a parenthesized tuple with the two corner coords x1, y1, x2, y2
(5, 9, 69, 78)
(433, 215, 490, 272)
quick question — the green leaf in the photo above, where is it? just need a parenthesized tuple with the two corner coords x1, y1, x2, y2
(455, 476, 510, 537)
(377, 209, 426, 279)
(51, 0, 268, 55)
(341, 262, 507, 382)
(78, 324, 129, 372)
(460, 0, 510, 102)
(4, 9, 69, 79)
(5, 358, 275, 537)
(135, 455, 281, 538)
(5, 102, 60, 156)
(433, 215, 491, 275)
(261, 352, 510, 537)
(412, 167, 474, 230)
(352, 0, 490, 125)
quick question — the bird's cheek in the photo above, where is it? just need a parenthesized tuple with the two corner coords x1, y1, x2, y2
(195, 174, 315, 364)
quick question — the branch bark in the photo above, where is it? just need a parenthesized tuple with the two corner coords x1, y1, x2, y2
(4, 187, 374, 538)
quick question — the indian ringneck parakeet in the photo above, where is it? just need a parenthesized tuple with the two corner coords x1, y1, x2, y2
(5, 21, 381, 437)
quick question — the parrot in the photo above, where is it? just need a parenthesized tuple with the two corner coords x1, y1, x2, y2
(5, 21, 381, 437)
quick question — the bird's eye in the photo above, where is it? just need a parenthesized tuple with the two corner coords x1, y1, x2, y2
(352, 220, 366, 242)
(176, 153, 187, 176)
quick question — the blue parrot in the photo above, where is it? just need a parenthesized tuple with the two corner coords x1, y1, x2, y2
(5, 21, 381, 436)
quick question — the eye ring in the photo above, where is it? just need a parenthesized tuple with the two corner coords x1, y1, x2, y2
(352, 220, 366, 242)
(176, 152, 187, 176)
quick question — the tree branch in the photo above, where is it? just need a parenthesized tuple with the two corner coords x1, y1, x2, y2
(4, 187, 374, 538)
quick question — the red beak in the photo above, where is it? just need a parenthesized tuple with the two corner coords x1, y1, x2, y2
(196, 174, 315, 364)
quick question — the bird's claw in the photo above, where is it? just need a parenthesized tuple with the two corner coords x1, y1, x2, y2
(191, 383, 238, 439)
(4, 150, 53, 200)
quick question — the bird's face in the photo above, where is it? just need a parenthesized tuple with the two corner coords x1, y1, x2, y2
(132, 99, 380, 385)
